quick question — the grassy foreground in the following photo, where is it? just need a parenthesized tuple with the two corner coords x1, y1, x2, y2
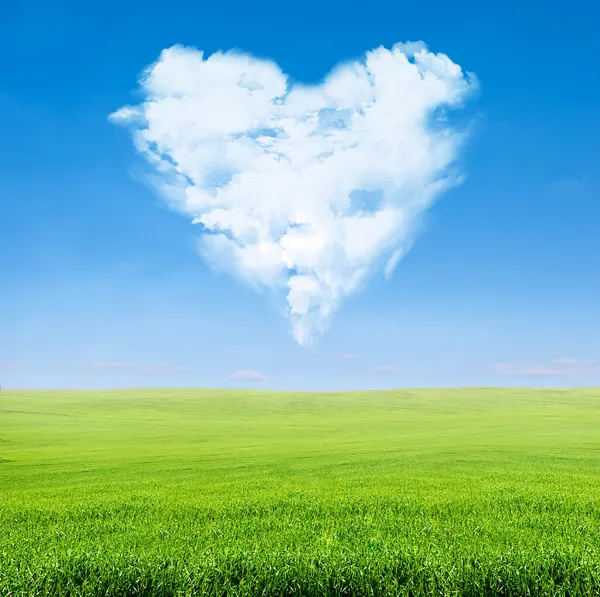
(2, 388, 600, 596)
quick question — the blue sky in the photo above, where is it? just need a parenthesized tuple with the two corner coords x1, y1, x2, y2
(1, 0, 599, 390)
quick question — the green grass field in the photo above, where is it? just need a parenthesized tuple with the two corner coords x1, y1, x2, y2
(2, 388, 600, 596)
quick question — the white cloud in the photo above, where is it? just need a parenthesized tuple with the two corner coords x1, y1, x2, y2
(344, 363, 402, 377)
(136, 363, 191, 375)
(492, 358, 599, 377)
(374, 365, 401, 373)
(81, 362, 192, 375)
(82, 361, 136, 370)
(230, 369, 266, 381)
(112, 41, 477, 344)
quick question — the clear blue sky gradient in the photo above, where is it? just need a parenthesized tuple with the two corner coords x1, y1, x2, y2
(1, 0, 599, 389)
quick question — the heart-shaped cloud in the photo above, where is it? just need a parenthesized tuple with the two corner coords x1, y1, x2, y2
(111, 41, 477, 344)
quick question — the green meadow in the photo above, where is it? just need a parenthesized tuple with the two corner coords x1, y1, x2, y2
(2, 388, 600, 596)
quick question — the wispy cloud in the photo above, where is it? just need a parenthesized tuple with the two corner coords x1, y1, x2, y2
(492, 358, 599, 377)
(82, 361, 137, 370)
(112, 41, 477, 345)
(308, 350, 358, 360)
(373, 365, 401, 374)
(345, 364, 402, 377)
(550, 177, 593, 198)
(136, 364, 192, 375)
(0, 362, 18, 371)
(230, 369, 266, 382)
(82, 361, 191, 375)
